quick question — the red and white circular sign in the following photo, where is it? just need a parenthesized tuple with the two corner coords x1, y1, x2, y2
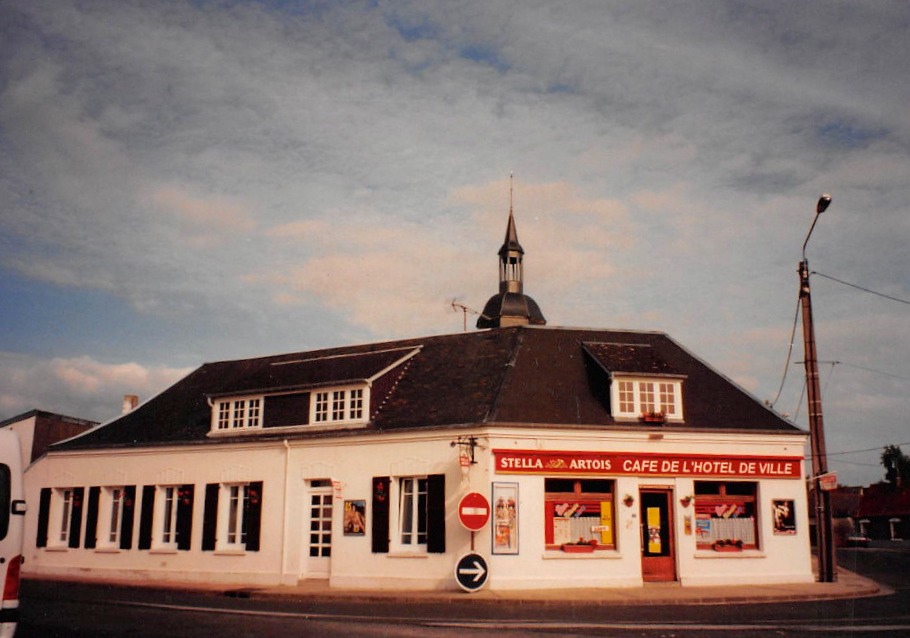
(458, 492, 490, 531)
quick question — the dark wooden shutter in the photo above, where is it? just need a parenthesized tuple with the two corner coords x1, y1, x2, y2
(244, 481, 263, 552)
(176, 484, 194, 551)
(426, 474, 446, 554)
(120, 486, 136, 550)
(36, 488, 51, 548)
(68, 487, 85, 548)
(137, 485, 155, 550)
(84, 487, 100, 549)
(371, 476, 390, 553)
(201, 483, 219, 551)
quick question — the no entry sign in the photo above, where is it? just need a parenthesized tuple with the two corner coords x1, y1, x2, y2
(458, 492, 490, 531)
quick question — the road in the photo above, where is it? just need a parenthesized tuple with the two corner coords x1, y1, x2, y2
(17, 545, 910, 637)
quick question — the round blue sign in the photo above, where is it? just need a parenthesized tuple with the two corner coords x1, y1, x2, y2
(454, 552, 488, 592)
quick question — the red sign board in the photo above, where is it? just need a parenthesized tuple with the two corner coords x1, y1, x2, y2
(494, 449, 802, 479)
(458, 492, 491, 531)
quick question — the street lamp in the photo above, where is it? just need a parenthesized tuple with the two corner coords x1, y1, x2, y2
(799, 193, 836, 583)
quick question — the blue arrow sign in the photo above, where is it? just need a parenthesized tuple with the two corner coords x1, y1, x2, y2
(454, 552, 488, 592)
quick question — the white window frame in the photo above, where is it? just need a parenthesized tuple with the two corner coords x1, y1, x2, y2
(394, 476, 428, 552)
(99, 486, 125, 549)
(210, 396, 263, 433)
(153, 485, 180, 550)
(611, 377, 684, 421)
(217, 482, 250, 551)
(48, 487, 77, 548)
(311, 386, 369, 425)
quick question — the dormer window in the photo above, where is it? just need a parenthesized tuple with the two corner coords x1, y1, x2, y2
(612, 377, 684, 422)
(213, 397, 263, 432)
(312, 386, 367, 424)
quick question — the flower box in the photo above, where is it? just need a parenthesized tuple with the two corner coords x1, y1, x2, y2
(712, 540, 744, 552)
(561, 543, 595, 553)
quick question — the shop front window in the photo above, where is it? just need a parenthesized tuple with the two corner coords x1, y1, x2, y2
(694, 481, 758, 550)
(544, 479, 615, 550)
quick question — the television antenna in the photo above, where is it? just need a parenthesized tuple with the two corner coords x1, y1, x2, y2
(450, 299, 489, 332)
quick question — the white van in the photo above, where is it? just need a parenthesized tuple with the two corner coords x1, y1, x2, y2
(0, 430, 26, 638)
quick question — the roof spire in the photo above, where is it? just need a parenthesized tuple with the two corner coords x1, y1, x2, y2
(476, 175, 547, 329)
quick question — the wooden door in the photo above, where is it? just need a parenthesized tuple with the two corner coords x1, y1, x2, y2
(640, 489, 677, 582)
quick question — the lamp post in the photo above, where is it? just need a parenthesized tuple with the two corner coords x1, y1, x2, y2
(799, 193, 836, 583)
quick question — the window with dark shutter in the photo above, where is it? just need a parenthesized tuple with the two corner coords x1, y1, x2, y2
(426, 474, 446, 554)
(68, 487, 85, 549)
(84, 487, 100, 549)
(120, 486, 136, 550)
(137, 485, 155, 550)
(176, 484, 194, 551)
(36, 488, 51, 548)
(371, 477, 390, 553)
(244, 481, 263, 551)
(202, 483, 219, 551)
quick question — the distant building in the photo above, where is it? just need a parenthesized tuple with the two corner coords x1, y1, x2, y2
(22, 211, 815, 590)
(857, 483, 910, 541)
(0, 410, 97, 469)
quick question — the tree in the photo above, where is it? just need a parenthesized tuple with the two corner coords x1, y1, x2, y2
(881, 445, 910, 487)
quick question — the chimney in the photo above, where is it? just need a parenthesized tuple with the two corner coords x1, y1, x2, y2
(122, 394, 139, 415)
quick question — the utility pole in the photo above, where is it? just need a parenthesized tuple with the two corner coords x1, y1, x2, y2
(799, 194, 836, 583)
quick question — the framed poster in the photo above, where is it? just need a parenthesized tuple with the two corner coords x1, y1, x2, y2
(492, 482, 519, 554)
(343, 499, 366, 536)
(772, 499, 796, 535)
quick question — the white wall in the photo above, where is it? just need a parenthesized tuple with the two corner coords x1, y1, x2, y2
(23, 427, 813, 590)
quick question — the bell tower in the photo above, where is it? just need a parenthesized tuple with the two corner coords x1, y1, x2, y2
(477, 182, 546, 329)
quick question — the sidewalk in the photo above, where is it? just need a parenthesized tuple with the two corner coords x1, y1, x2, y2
(27, 564, 888, 608)
(246, 566, 888, 607)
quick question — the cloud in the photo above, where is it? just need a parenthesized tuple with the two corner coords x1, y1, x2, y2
(0, 352, 192, 425)
(1, 0, 909, 487)
(148, 185, 258, 247)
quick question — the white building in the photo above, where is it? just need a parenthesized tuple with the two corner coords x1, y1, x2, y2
(23, 213, 813, 591)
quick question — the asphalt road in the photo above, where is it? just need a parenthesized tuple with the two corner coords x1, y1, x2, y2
(17, 545, 910, 637)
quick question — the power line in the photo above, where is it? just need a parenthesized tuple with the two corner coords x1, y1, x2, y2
(769, 297, 801, 409)
(836, 361, 910, 381)
(826, 440, 910, 458)
(812, 270, 910, 306)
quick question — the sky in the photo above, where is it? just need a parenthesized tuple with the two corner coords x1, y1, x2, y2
(1, 0, 908, 487)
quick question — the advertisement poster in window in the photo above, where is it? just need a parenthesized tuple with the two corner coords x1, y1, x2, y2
(772, 499, 796, 535)
(343, 499, 366, 536)
(492, 482, 518, 554)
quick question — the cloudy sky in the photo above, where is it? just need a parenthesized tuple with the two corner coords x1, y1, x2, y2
(1, 0, 908, 486)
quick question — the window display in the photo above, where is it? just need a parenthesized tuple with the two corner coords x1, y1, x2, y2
(544, 479, 614, 550)
(694, 481, 758, 550)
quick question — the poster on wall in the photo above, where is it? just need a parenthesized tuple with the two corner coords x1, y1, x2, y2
(343, 499, 366, 536)
(492, 482, 519, 554)
(772, 499, 796, 535)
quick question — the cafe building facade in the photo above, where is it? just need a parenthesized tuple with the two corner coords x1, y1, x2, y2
(22, 213, 814, 590)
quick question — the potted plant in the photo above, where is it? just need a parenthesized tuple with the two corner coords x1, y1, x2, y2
(640, 411, 666, 424)
(622, 494, 634, 507)
(679, 495, 693, 508)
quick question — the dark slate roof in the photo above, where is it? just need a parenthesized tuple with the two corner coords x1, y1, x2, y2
(582, 342, 678, 376)
(476, 292, 547, 329)
(206, 346, 419, 397)
(857, 483, 910, 518)
(55, 326, 802, 451)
